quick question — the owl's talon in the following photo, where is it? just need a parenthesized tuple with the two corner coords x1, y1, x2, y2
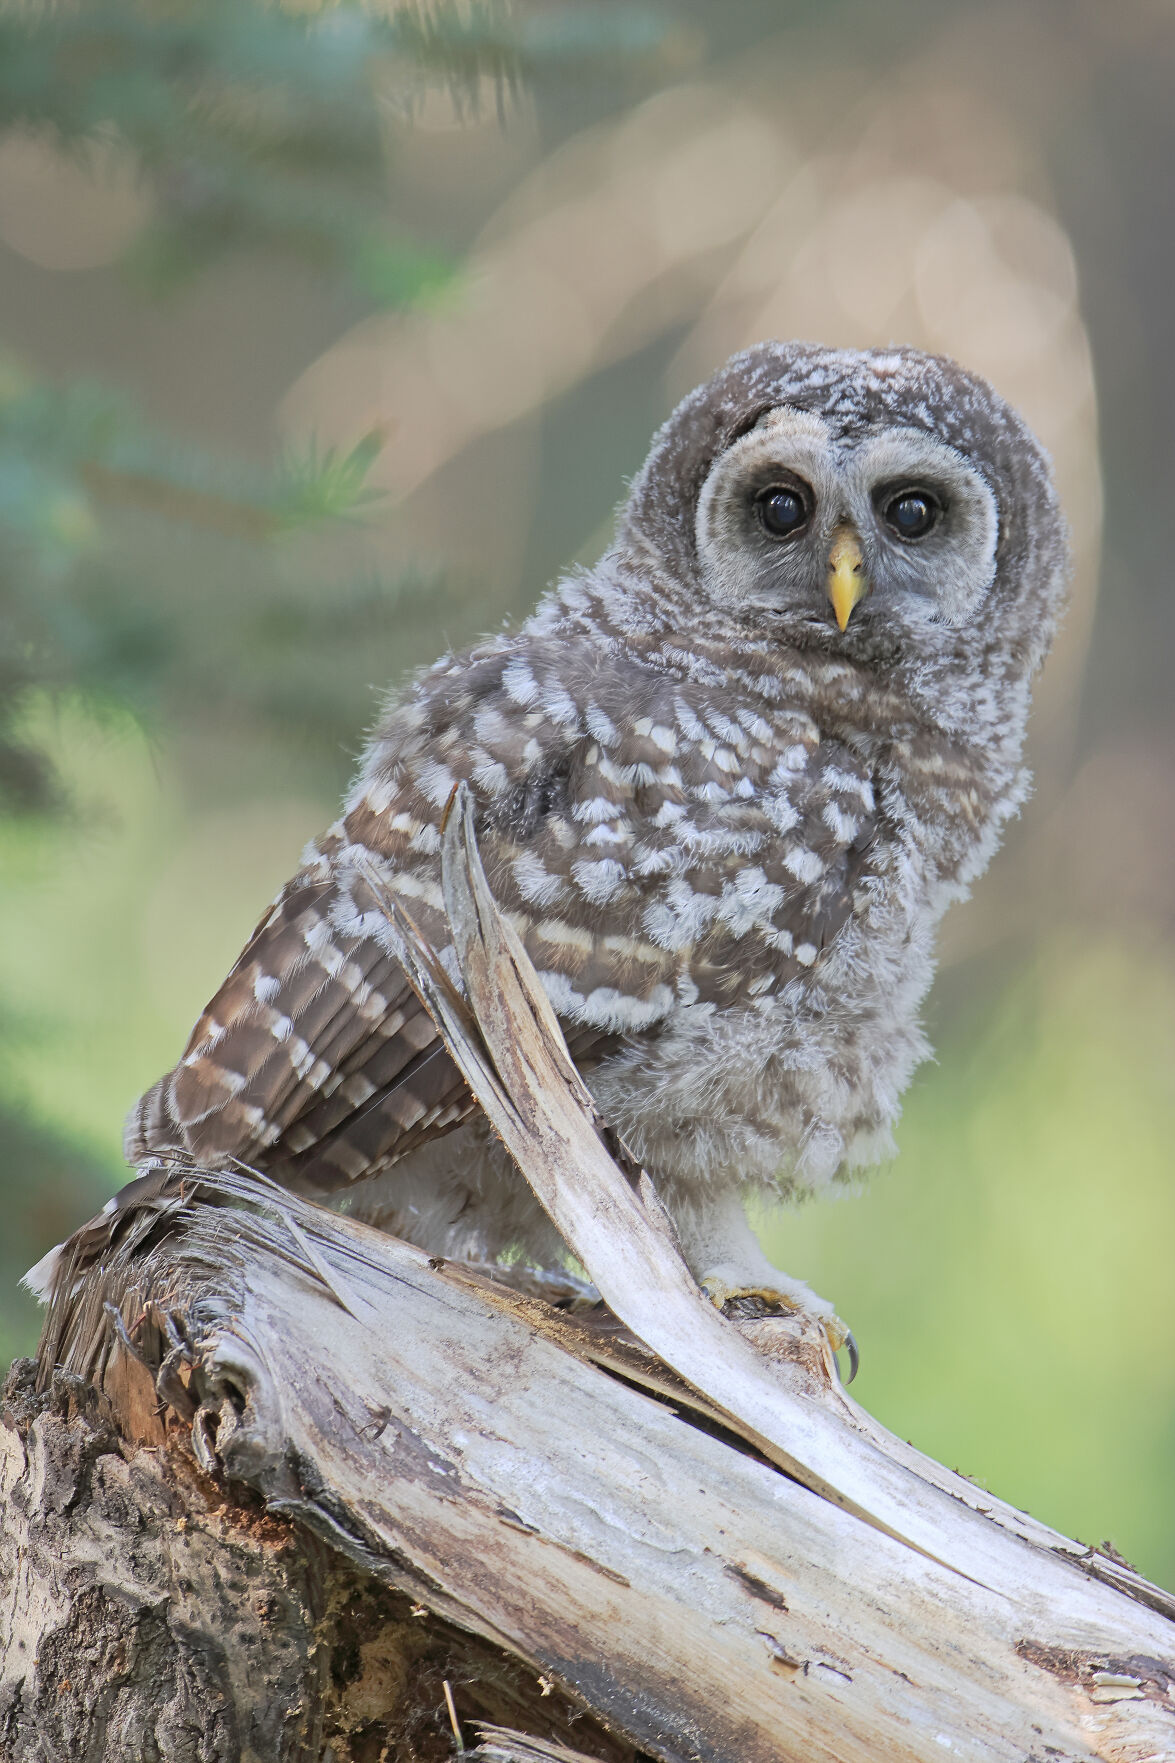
(840, 1330, 860, 1385)
(699, 1265, 850, 1366)
(700, 1271, 801, 1315)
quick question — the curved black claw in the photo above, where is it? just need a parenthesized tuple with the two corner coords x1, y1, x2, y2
(840, 1331, 860, 1386)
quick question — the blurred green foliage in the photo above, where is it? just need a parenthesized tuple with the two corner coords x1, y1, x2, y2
(0, 0, 651, 298)
(0, 358, 393, 807)
(0, 0, 677, 289)
(0, 0, 675, 818)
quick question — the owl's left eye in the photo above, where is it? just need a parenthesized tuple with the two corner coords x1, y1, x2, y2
(883, 489, 940, 541)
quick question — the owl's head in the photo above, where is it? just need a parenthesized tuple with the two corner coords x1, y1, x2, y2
(618, 341, 1067, 686)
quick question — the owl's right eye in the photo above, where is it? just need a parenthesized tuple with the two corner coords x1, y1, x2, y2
(756, 482, 812, 538)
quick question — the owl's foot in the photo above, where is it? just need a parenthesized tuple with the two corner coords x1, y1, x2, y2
(699, 1264, 858, 1382)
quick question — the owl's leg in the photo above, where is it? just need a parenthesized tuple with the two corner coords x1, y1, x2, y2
(671, 1186, 851, 1357)
(337, 1122, 566, 1268)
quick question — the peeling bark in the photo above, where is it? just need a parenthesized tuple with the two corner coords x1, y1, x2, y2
(0, 1364, 327, 1763)
(0, 1361, 634, 1763)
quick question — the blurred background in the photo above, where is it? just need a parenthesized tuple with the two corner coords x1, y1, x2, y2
(1, 0, 1173, 1587)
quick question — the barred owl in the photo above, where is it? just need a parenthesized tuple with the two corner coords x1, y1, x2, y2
(125, 341, 1067, 1342)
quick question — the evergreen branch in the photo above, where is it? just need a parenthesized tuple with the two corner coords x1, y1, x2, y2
(0, 0, 500, 301)
(0, 363, 385, 548)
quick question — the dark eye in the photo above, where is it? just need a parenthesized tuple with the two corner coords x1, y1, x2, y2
(757, 483, 810, 538)
(884, 490, 940, 541)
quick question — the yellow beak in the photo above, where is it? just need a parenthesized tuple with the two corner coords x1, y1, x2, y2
(826, 526, 868, 632)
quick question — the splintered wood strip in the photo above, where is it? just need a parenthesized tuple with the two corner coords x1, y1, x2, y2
(470, 1724, 612, 1762)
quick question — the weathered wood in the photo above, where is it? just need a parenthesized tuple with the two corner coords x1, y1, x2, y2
(3, 785, 1173, 1763)
(0, 1360, 331, 1763)
(0, 1348, 634, 1763)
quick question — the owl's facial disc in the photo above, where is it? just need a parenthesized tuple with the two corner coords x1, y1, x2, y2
(694, 407, 1000, 642)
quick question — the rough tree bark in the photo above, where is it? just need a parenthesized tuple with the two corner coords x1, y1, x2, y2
(2, 787, 1173, 1763)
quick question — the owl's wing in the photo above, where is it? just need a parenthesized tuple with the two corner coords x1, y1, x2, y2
(128, 643, 877, 1193)
(124, 865, 468, 1183)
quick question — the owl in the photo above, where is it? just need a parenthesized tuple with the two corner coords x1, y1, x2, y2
(125, 342, 1067, 1341)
